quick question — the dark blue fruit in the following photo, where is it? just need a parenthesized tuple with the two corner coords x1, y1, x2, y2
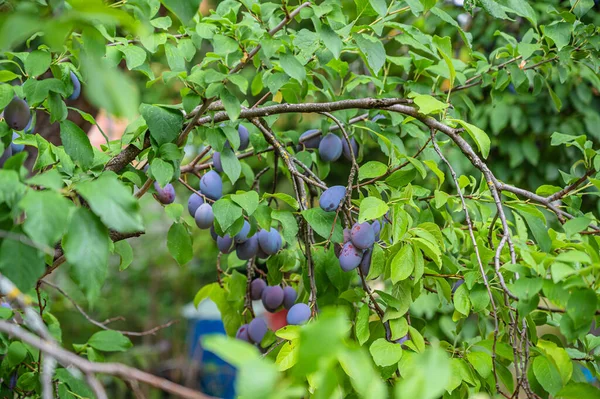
(236, 324, 250, 342)
(395, 334, 409, 344)
(256, 246, 269, 259)
(188, 193, 204, 217)
(319, 185, 346, 212)
(350, 222, 375, 250)
(210, 225, 218, 241)
(257, 228, 282, 255)
(194, 203, 214, 229)
(234, 220, 251, 243)
(250, 279, 266, 300)
(0, 147, 12, 167)
(342, 137, 358, 161)
(238, 125, 250, 150)
(24, 117, 34, 133)
(153, 182, 175, 204)
(10, 132, 24, 153)
(359, 247, 372, 276)
(371, 114, 386, 123)
(372, 220, 381, 240)
(286, 303, 310, 325)
(339, 242, 363, 272)
(451, 279, 464, 293)
(343, 228, 351, 243)
(248, 318, 268, 344)
(4, 97, 31, 131)
(236, 235, 259, 260)
(261, 285, 284, 312)
(283, 286, 297, 310)
(200, 170, 222, 200)
(297, 129, 321, 150)
(68, 71, 81, 100)
(212, 152, 223, 173)
(217, 235, 234, 254)
(318, 133, 342, 162)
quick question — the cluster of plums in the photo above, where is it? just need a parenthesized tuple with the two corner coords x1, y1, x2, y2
(297, 129, 358, 163)
(1, 71, 81, 166)
(236, 280, 310, 346)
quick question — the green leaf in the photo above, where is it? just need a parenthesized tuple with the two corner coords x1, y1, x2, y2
(167, 223, 193, 266)
(516, 209, 552, 253)
(570, 0, 595, 18)
(395, 348, 451, 399)
(0, 84, 13, 109)
(220, 89, 241, 122)
(390, 244, 414, 283)
(150, 158, 174, 188)
(76, 174, 144, 233)
(504, 0, 537, 26)
(301, 207, 344, 242)
(119, 45, 147, 70)
(0, 227, 44, 292)
(63, 208, 110, 301)
(19, 190, 73, 247)
(453, 284, 471, 316)
(279, 53, 306, 82)
(230, 191, 259, 216)
(369, 338, 402, 367)
(563, 217, 591, 237)
(356, 304, 370, 345)
(140, 104, 184, 146)
(213, 198, 243, 231)
(480, 0, 509, 19)
(556, 383, 600, 399)
(262, 193, 299, 210)
(6, 342, 27, 367)
(114, 241, 133, 271)
(25, 50, 51, 77)
(160, 0, 201, 24)
(533, 356, 563, 396)
(414, 94, 448, 115)
(369, 0, 387, 16)
(353, 33, 386, 74)
(87, 330, 132, 352)
(221, 148, 241, 184)
(59, 120, 94, 170)
(358, 161, 388, 180)
(544, 22, 572, 51)
(449, 119, 491, 158)
(272, 210, 299, 246)
(358, 197, 388, 223)
(566, 289, 597, 329)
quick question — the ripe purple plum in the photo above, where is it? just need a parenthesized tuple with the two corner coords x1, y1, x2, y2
(371, 114, 386, 123)
(451, 279, 464, 293)
(199, 170, 222, 200)
(257, 228, 282, 255)
(4, 97, 31, 131)
(350, 222, 375, 249)
(236, 324, 250, 342)
(217, 235, 235, 254)
(342, 137, 358, 160)
(261, 285, 284, 312)
(339, 242, 363, 272)
(11, 132, 24, 153)
(343, 228, 351, 243)
(286, 303, 310, 325)
(0, 147, 12, 167)
(359, 247, 372, 276)
(372, 220, 382, 240)
(283, 286, 297, 310)
(250, 279, 266, 300)
(319, 185, 346, 212)
(68, 71, 81, 100)
(236, 235, 259, 260)
(194, 203, 214, 229)
(212, 152, 223, 173)
(188, 193, 204, 217)
(248, 318, 268, 344)
(153, 182, 175, 204)
(234, 221, 251, 243)
(318, 133, 342, 162)
(297, 129, 321, 150)
(210, 225, 218, 241)
(238, 125, 250, 150)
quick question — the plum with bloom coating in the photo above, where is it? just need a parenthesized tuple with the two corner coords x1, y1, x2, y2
(339, 242, 363, 272)
(250, 279, 266, 300)
(286, 303, 310, 325)
(350, 222, 375, 250)
(318, 133, 342, 162)
(319, 185, 346, 212)
(194, 203, 213, 229)
(283, 286, 297, 310)
(248, 318, 268, 344)
(261, 286, 284, 312)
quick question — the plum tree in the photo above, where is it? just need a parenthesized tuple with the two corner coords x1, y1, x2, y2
(153, 182, 175, 205)
(286, 303, 310, 325)
(68, 71, 81, 100)
(318, 185, 346, 212)
(212, 152, 223, 173)
(282, 286, 297, 310)
(350, 222, 375, 250)
(4, 97, 30, 131)
(194, 203, 213, 229)
(236, 235, 258, 260)
(318, 133, 342, 162)
(297, 129, 321, 150)
(261, 285, 284, 312)
(257, 228, 282, 255)
(199, 170, 222, 200)
(250, 279, 266, 301)
(341, 137, 358, 161)
(247, 318, 268, 344)
(338, 242, 363, 272)
(187, 193, 204, 217)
